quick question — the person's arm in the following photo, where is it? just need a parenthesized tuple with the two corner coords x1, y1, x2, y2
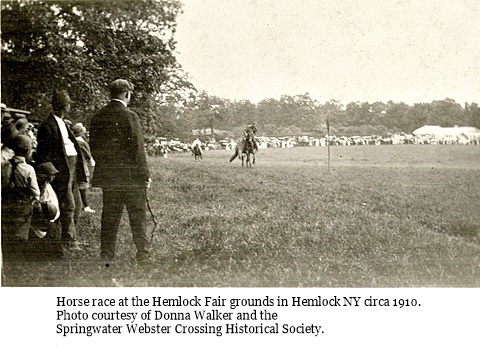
(89, 114, 101, 159)
(28, 166, 40, 200)
(81, 141, 93, 161)
(128, 111, 150, 183)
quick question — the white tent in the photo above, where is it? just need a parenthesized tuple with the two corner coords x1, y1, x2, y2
(413, 125, 480, 137)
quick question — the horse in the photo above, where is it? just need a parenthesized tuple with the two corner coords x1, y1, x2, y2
(241, 134, 256, 167)
(229, 132, 256, 167)
(191, 144, 203, 160)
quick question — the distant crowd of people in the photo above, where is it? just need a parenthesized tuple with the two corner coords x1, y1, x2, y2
(145, 123, 260, 158)
(1, 79, 152, 264)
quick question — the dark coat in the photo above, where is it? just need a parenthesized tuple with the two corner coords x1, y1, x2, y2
(76, 139, 93, 177)
(89, 100, 150, 189)
(36, 114, 87, 188)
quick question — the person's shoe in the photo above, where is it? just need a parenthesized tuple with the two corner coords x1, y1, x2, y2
(32, 229, 47, 238)
(83, 206, 96, 213)
(69, 241, 83, 251)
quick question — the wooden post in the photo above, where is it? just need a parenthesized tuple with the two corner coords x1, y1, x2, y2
(327, 114, 331, 172)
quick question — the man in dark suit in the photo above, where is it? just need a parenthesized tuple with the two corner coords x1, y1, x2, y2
(36, 90, 87, 251)
(89, 79, 151, 262)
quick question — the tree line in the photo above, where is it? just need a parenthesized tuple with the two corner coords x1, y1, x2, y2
(2, 1, 479, 141)
(181, 93, 480, 139)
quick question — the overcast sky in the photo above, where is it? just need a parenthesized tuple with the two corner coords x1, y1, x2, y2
(174, 0, 479, 105)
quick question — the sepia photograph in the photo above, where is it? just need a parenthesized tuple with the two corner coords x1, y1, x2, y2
(1, 0, 479, 289)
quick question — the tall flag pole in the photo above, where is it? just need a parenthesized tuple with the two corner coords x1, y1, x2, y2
(327, 113, 331, 172)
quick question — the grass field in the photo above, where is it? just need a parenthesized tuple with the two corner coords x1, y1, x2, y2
(2, 145, 480, 287)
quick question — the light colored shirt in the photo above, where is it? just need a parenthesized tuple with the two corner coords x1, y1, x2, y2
(39, 181, 60, 222)
(54, 115, 77, 156)
(2, 145, 15, 164)
(111, 99, 128, 108)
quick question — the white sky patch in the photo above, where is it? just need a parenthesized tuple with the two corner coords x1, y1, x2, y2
(175, 0, 480, 104)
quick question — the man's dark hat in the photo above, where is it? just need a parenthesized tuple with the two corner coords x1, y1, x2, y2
(11, 134, 32, 154)
(36, 162, 60, 176)
(109, 79, 134, 95)
(51, 90, 71, 112)
(2, 113, 13, 125)
(1, 125, 19, 148)
(15, 117, 29, 130)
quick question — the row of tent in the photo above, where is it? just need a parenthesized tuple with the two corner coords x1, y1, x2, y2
(412, 125, 480, 138)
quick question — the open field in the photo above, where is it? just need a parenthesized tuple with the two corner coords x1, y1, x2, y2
(2, 145, 480, 287)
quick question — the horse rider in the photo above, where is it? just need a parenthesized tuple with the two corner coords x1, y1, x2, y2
(191, 137, 203, 157)
(244, 122, 259, 151)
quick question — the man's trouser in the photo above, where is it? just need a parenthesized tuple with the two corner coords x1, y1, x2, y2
(73, 177, 82, 223)
(55, 155, 80, 244)
(100, 188, 149, 260)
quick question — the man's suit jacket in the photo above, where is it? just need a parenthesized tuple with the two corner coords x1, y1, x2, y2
(36, 114, 87, 189)
(89, 100, 150, 189)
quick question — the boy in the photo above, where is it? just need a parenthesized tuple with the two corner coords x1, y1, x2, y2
(29, 162, 64, 260)
(1, 135, 40, 262)
(72, 122, 96, 213)
(32, 162, 61, 233)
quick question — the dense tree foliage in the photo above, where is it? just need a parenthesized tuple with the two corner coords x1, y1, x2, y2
(1, 0, 193, 134)
(183, 93, 480, 139)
